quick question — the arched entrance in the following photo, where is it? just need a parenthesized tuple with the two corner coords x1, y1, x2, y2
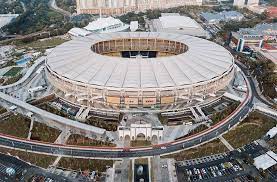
(124, 135, 131, 141)
(136, 133, 146, 140)
(152, 135, 158, 144)
(124, 135, 131, 147)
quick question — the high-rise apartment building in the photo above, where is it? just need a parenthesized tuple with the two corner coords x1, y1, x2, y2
(233, 0, 259, 7)
(76, 0, 203, 15)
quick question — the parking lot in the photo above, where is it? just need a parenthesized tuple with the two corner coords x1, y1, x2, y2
(0, 153, 73, 182)
(176, 156, 245, 182)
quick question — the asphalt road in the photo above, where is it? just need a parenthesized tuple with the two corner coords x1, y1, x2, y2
(0, 101, 252, 159)
(49, 0, 71, 17)
(236, 61, 274, 107)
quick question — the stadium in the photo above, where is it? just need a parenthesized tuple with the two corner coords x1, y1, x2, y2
(46, 32, 234, 112)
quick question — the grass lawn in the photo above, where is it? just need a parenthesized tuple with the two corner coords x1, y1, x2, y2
(223, 112, 277, 149)
(30, 122, 61, 143)
(38, 103, 73, 119)
(86, 116, 119, 131)
(130, 140, 152, 147)
(3, 74, 22, 85)
(3, 67, 23, 77)
(66, 134, 116, 147)
(163, 139, 228, 161)
(57, 158, 114, 172)
(176, 124, 209, 140)
(0, 114, 30, 138)
(15, 38, 68, 49)
(0, 148, 56, 168)
(211, 101, 240, 126)
(0, 107, 7, 114)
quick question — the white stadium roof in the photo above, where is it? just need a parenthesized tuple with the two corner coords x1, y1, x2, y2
(0, 14, 19, 29)
(152, 14, 208, 38)
(68, 28, 92, 37)
(159, 15, 200, 29)
(84, 17, 124, 31)
(254, 151, 277, 170)
(46, 32, 234, 90)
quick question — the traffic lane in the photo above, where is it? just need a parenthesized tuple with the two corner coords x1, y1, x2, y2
(238, 63, 273, 106)
(0, 82, 254, 158)
(0, 103, 253, 158)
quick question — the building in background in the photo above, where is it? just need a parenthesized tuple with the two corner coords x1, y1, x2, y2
(76, 0, 203, 15)
(68, 27, 92, 37)
(200, 11, 244, 24)
(130, 21, 139, 32)
(152, 13, 208, 38)
(233, 0, 259, 7)
(84, 16, 130, 33)
(266, 7, 277, 19)
(0, 14, 19, 29)
(232, 23, 277, 52)
(233, 0, 245, 7)
(247, 0, 259, 6)
(247, 5, 268, 14)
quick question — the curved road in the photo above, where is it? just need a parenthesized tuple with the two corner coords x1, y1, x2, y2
(0, 60, 265, 158)
(49, 0, 71, 17)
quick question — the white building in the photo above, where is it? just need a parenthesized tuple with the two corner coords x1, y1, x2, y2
(152, 13, 208, 38)
(247, 0, 259, 6)
(68, 27, 92, 37)
(266, 126, 277, 139)
(130, 21, 138, 32)
(233, 0, 245, 7)
(233, 23, 277, 52)
(201, 11, 244, 24)
(233, 0, 259, 7)
(118, 114, 164, 141)
(0, 14, 19, 29)
(254, 151, 277, 170)
(84, 17, 129, 33)
(0, 46, 14, 60)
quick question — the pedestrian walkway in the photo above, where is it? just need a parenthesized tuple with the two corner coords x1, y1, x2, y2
(51, 155, 62, 167)
(167, 159, 178, 182)
(54, 129, 71, 144)
(75, 106, 85, 119)
(113, 159, 130, 182)
(27, 119, 34, 140)
(190, 107, 200, 121)
(79, 107, 90, 121)
(219, 136, 234, 151)
(105, 167, 115, 182)
(163, 123, 203, 142)
(254, 102, 277, 118)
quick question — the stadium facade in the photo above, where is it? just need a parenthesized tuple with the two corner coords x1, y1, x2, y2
(46, 32, 234, 112)
(76, 0, 203, 15)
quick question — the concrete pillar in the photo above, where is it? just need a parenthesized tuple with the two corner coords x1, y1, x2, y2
(236, 38, 245, 52)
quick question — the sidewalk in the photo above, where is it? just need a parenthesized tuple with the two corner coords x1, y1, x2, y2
(219, 136, 234, 151)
